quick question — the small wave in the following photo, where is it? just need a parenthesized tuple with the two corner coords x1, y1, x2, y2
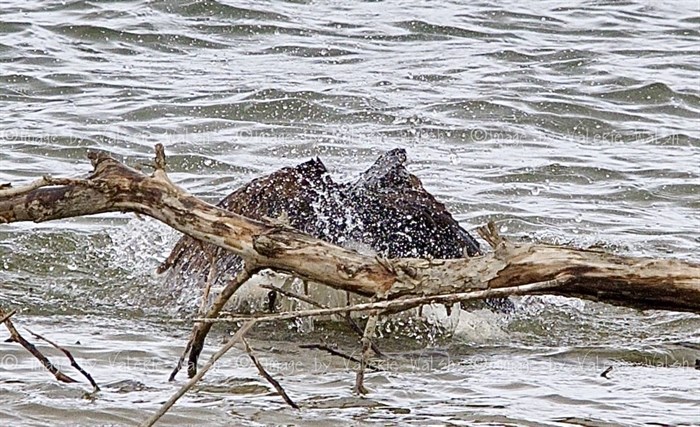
(49, 24, 230, 50)
(477, 9, 567, 25)
(601, 82, 700, 106)
(257, 45, 357, 58)
(193, 23, 309, 37)
(394, 20, 517, 40)
(167, 0, 289, 22)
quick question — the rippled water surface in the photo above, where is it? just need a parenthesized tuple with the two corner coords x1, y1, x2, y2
(1, 1, 699, 426)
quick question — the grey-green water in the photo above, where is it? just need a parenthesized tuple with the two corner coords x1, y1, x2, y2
(1, 1, 699, 426)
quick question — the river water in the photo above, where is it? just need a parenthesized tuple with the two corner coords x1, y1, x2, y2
(1, 1, 699, 426)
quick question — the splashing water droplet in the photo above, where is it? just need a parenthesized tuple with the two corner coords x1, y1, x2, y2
(449, 153, 460, 165)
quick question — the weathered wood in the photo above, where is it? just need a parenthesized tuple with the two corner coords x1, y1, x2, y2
(140, 320, 257, 427)
(186, 266, 253, 378)
(26, 328, 100, 391)
(0, 306, 77, 384)
(1, 146, 699, 315)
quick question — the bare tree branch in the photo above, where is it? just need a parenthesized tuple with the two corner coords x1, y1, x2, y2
(26, 328, 100, 391)
(194, 279, 567, 324)
(0, 146, 696, 314)
(0, 307, 77, 384)
(141, 320, 256, 427)
(242, 338, 299, 409)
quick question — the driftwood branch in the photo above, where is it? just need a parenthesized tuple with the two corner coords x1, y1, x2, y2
(0, 309, 17, 324)
(242, 337, 299, 409)
(0, 307, 77, 384)
(1, 145, 698, 314)
(194, 280, 563, 324)
(169, 250, 220, 381)
(187, 266, 253, 378)
(141, 320, 257, 427)
(354, 314, 378, 395)
(26, 328, 100, 391)
(0, 176, 79, 200)
(298, 344, 382, 371)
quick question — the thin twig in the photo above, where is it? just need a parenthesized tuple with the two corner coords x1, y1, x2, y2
(0, 307, 77, 383)
(354, 314, 378, 395)
(187, 266, 254, 378)
(169, 339, 192, 382)
(0, 176, 82, 199)
(141, 320, 257, 427)
(341, 291, 382, 356)
(193, 279, 565, 324)
(299, 343, 382, 371)
(242, 338, 299, 409)
(26, 328, 100, 391)
(0, 309, 17, 324)
(170, 250, 219, 381)
(200, 250, 218, 312)
(0, 177, 50, 198)
(260, 283, 384, 357)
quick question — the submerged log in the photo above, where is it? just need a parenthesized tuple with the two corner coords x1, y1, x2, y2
(1, 145, 698, 314)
